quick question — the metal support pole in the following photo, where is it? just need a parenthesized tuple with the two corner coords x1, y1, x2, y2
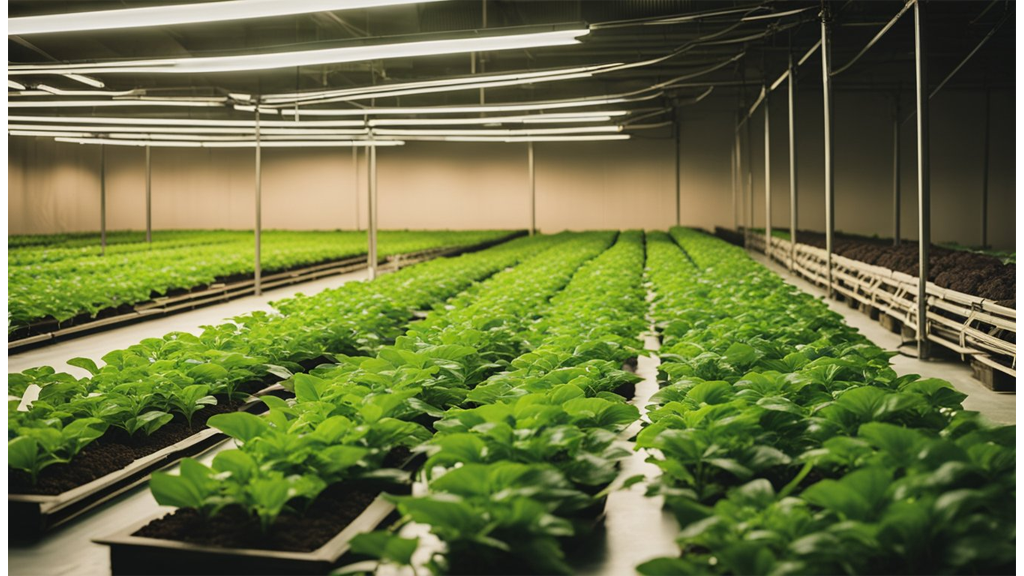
(981, 89, 990, 248)
(674, 108, 681, 227)
(731, 147, 737, 231)
(353, 146, 361, 231)
(100, 145, 106, 256)
(764, 87, 772, 260)
(145, 146, 152, 243)
(892, 98, 901, 246)
(734, 121, 741, 231)
(914, 0, 931, 359)
(821, 7, 835, 297)
(368, 140, 378, 279)
(746, 106, 754, 247)
(254, 107, 263, 296)
(528, 141, 536, 235)
(788, 55, 798, 271)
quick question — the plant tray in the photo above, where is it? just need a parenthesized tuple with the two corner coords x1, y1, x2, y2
(8, 384, 285, 539)
(96, 492, 397, 576)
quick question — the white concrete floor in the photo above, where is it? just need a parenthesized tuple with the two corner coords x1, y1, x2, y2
(750, 252, 1015, 425)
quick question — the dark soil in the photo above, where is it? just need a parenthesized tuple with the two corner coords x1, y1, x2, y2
(134, 482, 382, 553)
(9, 398, 247, 496)
(795, 231, 1015, 307)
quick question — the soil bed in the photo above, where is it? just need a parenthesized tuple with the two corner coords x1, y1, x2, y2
(792, 231, 1015, 307)
(134, 482, 382, 553)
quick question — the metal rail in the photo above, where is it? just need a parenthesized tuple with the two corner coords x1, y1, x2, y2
(747, 234, 1016, 379)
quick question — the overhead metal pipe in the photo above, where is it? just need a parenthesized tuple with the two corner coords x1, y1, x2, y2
(368, 137, 378, 279)
(528, 141, 536, 235)
(893, 97, 901, 246)
(145, 145, 152, 243)
(254, 105, 262, 296)
(100, 144, 106, 256)
(821, 4, 835, 297)
(787, 54, 798, 271)
(913, 0, 931, 359)
(764, 86, 772, 260)
(831, 0, 914, 77)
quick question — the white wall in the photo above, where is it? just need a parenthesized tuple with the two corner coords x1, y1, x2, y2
(8, 87, 1015, 249)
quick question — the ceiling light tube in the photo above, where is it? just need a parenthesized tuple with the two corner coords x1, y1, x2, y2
(36, 84, 138, 97)
(10, 115, 365, 127)
(281, 92, 663, 117)
(9, 100, 224, 108)
(51, 136, 403, 148)
(8, 80, 27, 90)
(398, 134, 632, 143)
(282, 72, 597, 107)
(366, 112, 626, 126)
(9, 124, 371, 135)
(10, 25, 589, 75)
(262, 63, 621, 104)
(372, 126, 622, 137)
(9, 0, 443, 35)
(62, 74, 105, 88)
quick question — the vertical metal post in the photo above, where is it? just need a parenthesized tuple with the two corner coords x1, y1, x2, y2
(821, 7, 835, 297)
(914, 0, 931, 359)
(368, 139, 378, 279)
(981, 89, 990, 248)
(254, 106, 263, 296)
(746, 107, 754, 247)
(893, 98, 901, 246)
(528, 141, 536, 235)
(145, 145, 152, 243)
(100, 145, 106, 256)
(734, 121, 741, 231)
(674, 107, 681, 227)
(730, 147, 737, 231)
(788, 55, 798, 271)
(353, 146, 361, 231)
(764, 87, 772, 260)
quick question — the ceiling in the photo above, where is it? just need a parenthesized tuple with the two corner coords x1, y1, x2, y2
(7, 1, 1016, 133)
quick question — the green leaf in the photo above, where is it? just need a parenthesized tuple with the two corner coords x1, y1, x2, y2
(67, 357, 100, 376)
(208, 412, 268, 443)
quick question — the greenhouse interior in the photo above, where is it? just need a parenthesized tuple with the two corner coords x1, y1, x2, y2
(6, 1, 1018, 575)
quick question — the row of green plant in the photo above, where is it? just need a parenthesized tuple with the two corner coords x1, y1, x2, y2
(10, 230, 248, 266)
(9, 229, 511, 328)
(9, 234, 555, 486)
(146, 232, 619, 547)
(371, 230, 650, 575)
(9, 230, 224, 250)
(635, 228, 1015, 575)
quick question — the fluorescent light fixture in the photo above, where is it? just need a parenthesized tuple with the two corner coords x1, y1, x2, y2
(10, 26, 590, 75)
(10, 115, 365, 128)
(10, 124, 370, 135)
(8, 100, 224, 108)
(36, 84, 137, 97)
(282, 92, 663, 116)
(11, 130, 94, 138)
(52, 136, 404, 148)
(229, 93, 252, 102)
(62, 73, 105, 88)
(233, 104, 281, 114)
(366, 112, 627, 126)
(401, 134, 632, 143)
(9, 0, 442, 35)
(263, 63, 621, 105)
(372, 126, 623, 137)
(8, 80, 27, 90)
